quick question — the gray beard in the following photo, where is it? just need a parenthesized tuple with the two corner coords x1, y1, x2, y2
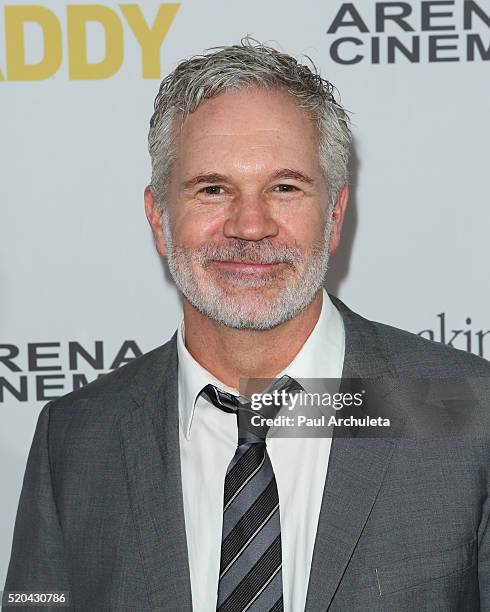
(161, 210, 333, 330)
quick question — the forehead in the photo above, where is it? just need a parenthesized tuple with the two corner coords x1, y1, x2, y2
(174, 87, 321, 176)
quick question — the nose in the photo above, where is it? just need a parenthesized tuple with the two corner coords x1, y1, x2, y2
(222, 193, 279, 241)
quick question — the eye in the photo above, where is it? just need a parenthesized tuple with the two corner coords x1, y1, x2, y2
(273, 184, 299, 193)
(199, 185, 225, 195)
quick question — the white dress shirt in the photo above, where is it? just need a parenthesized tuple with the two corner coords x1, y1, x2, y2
(177, 289, 345, 612)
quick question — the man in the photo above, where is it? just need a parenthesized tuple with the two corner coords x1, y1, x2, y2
(4, 40, 490, 612)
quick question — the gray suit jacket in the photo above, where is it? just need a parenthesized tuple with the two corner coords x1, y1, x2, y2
(4, 296, 490, 611)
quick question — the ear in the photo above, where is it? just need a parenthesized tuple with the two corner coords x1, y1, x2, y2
(144, 185, 167, 258)
(328, 183, 349, 254)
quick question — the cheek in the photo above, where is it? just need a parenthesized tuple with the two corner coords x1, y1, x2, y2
(172, 206, 224, 247)
(278, 207, 325, 245)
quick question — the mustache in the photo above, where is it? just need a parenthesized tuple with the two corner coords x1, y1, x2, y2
(193, 239, 305, 265)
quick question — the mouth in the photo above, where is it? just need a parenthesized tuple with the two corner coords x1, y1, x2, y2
(208, 260, 287, 274)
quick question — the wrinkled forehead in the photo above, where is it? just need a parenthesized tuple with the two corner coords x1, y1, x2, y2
(172, 88, 322, 177)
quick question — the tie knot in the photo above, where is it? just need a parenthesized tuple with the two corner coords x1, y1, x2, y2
(200, 384, 244, 415)
(199, 375, 303, 445)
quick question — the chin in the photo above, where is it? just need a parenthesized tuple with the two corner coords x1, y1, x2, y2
(209, 281, 291, 306)
(191, 288, 312, 331)
(175, 263, 323, 329)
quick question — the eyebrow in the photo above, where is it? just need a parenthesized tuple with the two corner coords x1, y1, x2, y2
(270, 168, 315, 184)
(183, 173, 229, 190)
(182, 168, 315, 190)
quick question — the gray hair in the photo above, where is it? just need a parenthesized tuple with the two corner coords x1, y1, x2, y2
(148, 38, 352, 210)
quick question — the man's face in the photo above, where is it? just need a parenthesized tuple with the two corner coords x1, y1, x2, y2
(147, 87, 345, 329)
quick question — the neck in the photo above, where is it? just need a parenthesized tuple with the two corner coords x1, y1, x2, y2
(182, 290, 323, 389)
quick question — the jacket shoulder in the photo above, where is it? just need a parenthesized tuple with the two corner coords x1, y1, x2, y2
(373, 317, 490, 376)
(331, 295, 490, 377)
(47, 333, 177, 418)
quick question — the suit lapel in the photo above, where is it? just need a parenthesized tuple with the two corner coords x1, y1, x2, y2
(304, 436, 396, 611)
(119, 335, 193, 612)
(304, 296, 401, 612)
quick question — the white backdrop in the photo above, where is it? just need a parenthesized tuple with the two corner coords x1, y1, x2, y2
(1, 0, 489, 586)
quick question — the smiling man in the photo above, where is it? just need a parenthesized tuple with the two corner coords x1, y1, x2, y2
(4, 40, 490, 612)
(144, 81, 345, 384)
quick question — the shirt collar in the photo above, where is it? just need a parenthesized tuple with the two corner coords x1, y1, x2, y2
(276, 289, 345, 382)
(176, 289, 345, 440)
(177, 321, 239, 440)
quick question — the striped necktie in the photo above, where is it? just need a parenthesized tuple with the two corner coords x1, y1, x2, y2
(200, 375, 303, 612)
